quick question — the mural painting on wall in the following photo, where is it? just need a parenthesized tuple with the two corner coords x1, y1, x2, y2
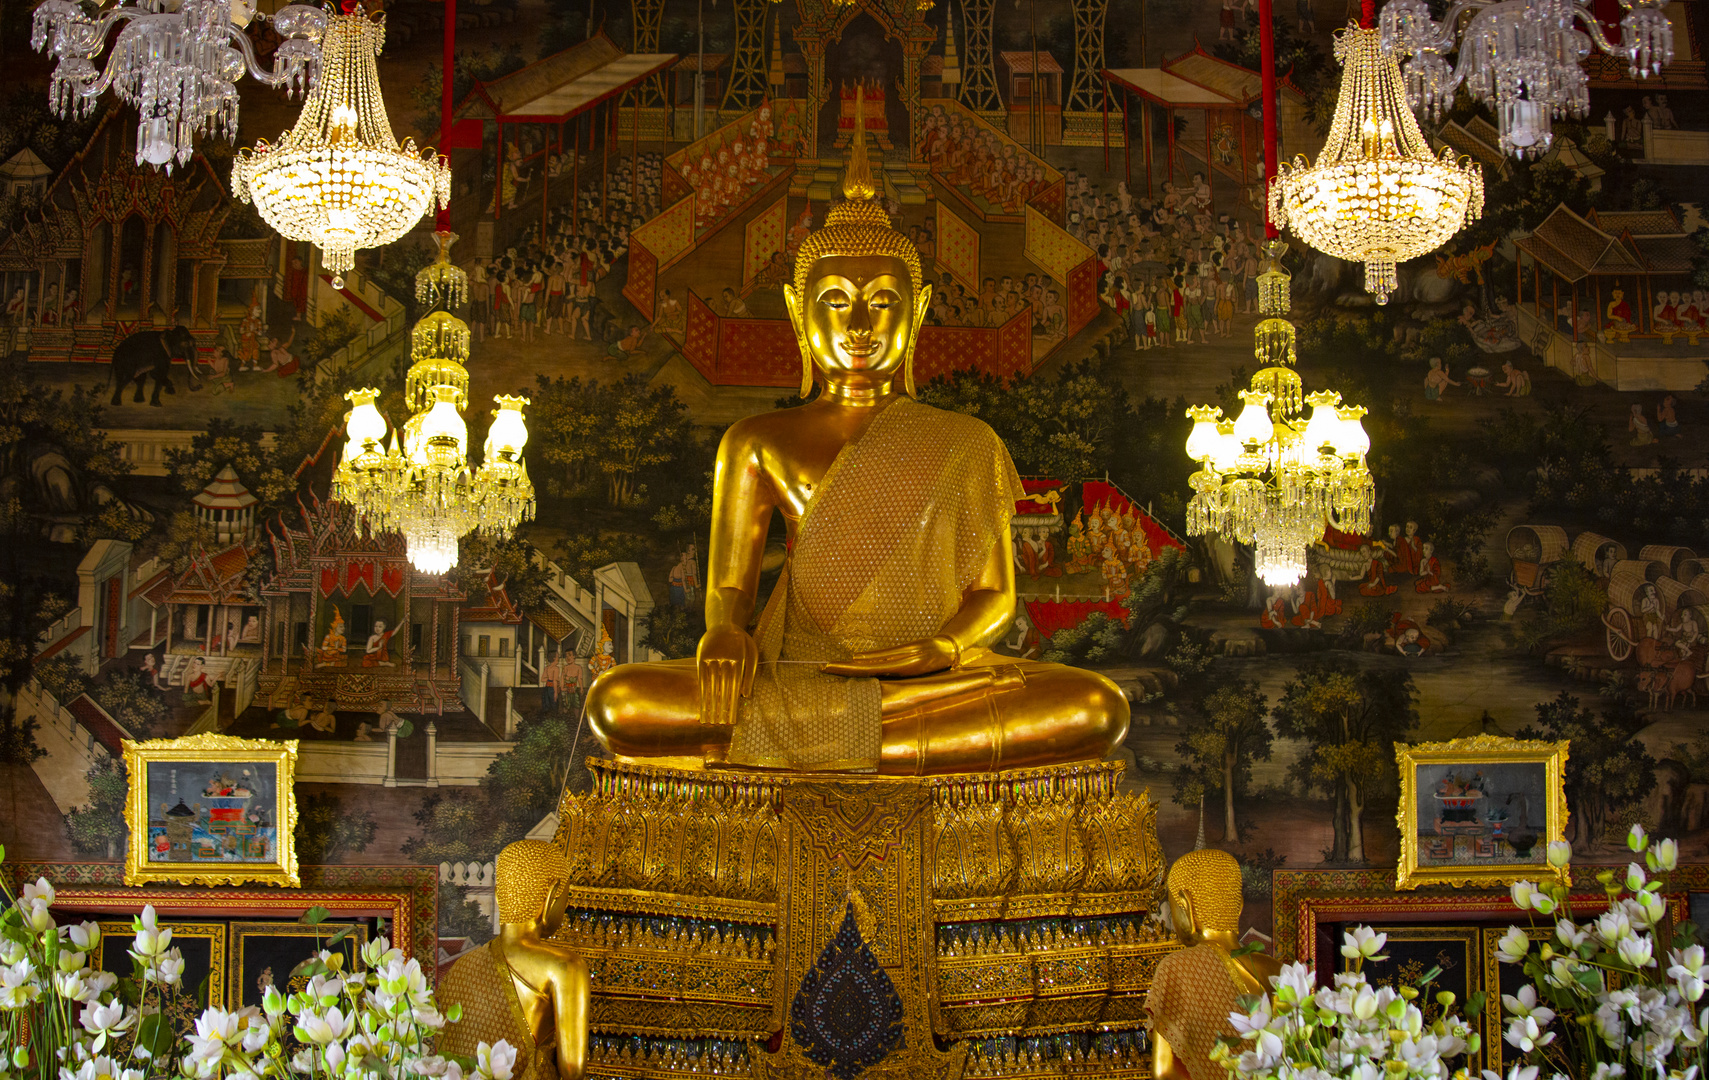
(2, 0, 1709, 950)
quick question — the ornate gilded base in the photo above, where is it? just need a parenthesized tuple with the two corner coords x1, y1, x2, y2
(549, 759, 1175, 1080)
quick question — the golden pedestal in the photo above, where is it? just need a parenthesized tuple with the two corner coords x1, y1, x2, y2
(548, 759, 1176, 1079)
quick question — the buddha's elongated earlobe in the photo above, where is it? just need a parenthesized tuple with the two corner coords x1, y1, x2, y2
(784, 282, 813, 399)
(902, 283, 932, 399)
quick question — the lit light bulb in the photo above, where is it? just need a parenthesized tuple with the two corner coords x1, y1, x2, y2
(1184, 406, 1223, 463)
(329, 103, 358, 141)
(1333, 404, 1371, 457)
(342, 388, 387, 458)
(1302, 391, 1342, 457)
(1233, 390, 1274, 447)
(419, 385, 467, 466)
(484, 395, 530, 463)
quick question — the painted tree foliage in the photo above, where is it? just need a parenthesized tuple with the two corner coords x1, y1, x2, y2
(1272, 659, 1420, 864)
(1177, 679, 1273, 843)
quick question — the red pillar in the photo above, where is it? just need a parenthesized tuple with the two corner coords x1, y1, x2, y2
(1123, 90, 1131, 187)
(1259, 0, 1278, 237)
(1166, 108, 1175, 190)
(1102, 80, 1110, 172)
(1204, 108, 1213, 212)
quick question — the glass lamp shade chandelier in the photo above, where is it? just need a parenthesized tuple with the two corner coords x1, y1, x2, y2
(1270, 25, 1483, 305)
(31, 0, 325, 172)
(1380, 0, 1672, 159)
(232, 3, 448, 289)
(1183, 246, 1376, 588)
(331, 233, 534, 574)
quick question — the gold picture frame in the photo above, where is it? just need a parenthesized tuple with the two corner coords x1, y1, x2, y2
(1481, 925, 1551, 1077)
(1394, 735, 1569, 891)
(122, 733, 300, 888)
(97, 920, 228, 1010)
(228, 921, 369, 1011)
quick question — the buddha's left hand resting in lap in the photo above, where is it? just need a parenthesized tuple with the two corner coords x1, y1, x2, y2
(585, 93, 1129, 774)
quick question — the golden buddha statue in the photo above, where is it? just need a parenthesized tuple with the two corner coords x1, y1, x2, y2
(585, 90, 1128, 774)
(1145, 849, 1280, 1080)
(437, 841, 589, 1080)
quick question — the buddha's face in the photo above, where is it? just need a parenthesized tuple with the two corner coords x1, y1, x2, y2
(787, 254, 928, 384)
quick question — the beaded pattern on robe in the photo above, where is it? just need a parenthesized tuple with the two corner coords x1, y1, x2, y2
(436, 940, 558, 1080)
(1143, 943, 1245, 1080)
(726, 397, 1025, 771)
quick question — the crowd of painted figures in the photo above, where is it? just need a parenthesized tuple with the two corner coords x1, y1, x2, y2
(678, 103, 781, 232)
(1054, 168, 1274, 350)
(920, 107, 1055, 214)
(468, 154, 662, 354)
(1013, 503, 1158, 601)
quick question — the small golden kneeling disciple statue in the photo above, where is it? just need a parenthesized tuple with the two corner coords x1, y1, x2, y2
(584, 89, 1129, 774)
(1145, 850, 1281, 1080)
(437, 841, 589, 1080)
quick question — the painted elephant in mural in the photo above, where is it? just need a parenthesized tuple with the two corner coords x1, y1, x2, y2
(108, 325, 201, 406)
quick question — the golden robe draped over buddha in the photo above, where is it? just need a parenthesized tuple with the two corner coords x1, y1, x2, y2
(726, 396, 1025, 772)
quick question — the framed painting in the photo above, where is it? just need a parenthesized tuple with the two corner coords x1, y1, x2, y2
(97, 919, 227, 1049)
(1333, 926, 1482, 1072)
(122, 733, 300, 888)
(1481, 926, 1552, 1077)
(96, 919, 227, 1008)
(229, 920, 369, 1011)
(1394, 736, 1569, 891)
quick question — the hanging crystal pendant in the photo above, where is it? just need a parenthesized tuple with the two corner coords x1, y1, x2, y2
(1381, 0, 1672, 161)
(32, 0, 325, 173)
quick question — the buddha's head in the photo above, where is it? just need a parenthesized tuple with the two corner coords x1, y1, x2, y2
(496, 840, 571, 933)
(1164, 849, 1244, 945)
(784, 88, 930, 399)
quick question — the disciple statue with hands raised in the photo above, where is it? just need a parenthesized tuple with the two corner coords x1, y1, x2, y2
(584, 89, 1129, 774)
(1146, 849, 1282, 1080)
(437, 841, 590, 1080)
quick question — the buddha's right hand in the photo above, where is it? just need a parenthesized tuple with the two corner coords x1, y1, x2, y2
(696, 624, 757, 726)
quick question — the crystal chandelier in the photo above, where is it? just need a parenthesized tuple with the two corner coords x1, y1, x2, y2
(32, 0, 325, 172)
(1380, 0, 1673, 159)
(1270, 26, 1483, 304)
(331, 231, 535, 573)
(232, 3, 448, 288)
(1183, 244, 1375, 588)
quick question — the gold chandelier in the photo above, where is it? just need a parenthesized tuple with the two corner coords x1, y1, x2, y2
(1183, 243, 1374, 587)
(1270, 27, 1482, 305)
(232, 3, 448, 288)
(332, 231, 535, 574)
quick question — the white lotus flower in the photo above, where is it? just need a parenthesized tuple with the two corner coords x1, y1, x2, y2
(80, 999, 134, 1036)
(1341, 927, 1388, 961)
(1230, 1004, 1273, 1036)
(24, 898, 54, 933)
(1502, 985, 1557, 1025)
(1496, 926, 1531, 964)
(64, 922, 100, 952)
(149, 950, 185, 987)
(478, 1041, 519, 1080)
(21, 877, 54, 907)
(1598, 908, 1633, 945)
(1511, 881, 1536, 910)
(1670, 946, 1709, 1002)
(0, 959, 41, 1008)
(1506, 1014, 1556, 1053)
(295, 1006, 354, 1045)
(1556, 919, 1590, 951)
(1546, 840, 1572, 867)
(1647, 840, 1674, 874)
(1619, 935, 1657, 969)
(1270, 962, 1316, 1004)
